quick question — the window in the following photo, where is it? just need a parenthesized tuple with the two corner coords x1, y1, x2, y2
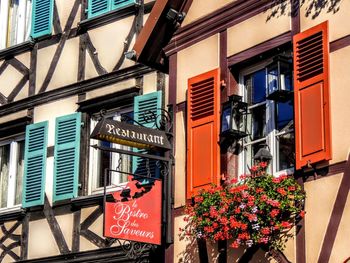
(89, 110, 133, 194)
(0, 0, 32, 49)
(88, 0, 136, 18)
(0, 136, 24, 209)
(240, 58, 294, 175)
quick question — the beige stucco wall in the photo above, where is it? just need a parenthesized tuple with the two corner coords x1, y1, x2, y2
(56, 0, 81, 30)
(0, 64, 23, 97)
(87, 16, 135, 73)
(329, 192, 350, 262)
(143, 72, 158, 95)
(174, 215, 200, 263)
(177, 34, 219, 103)
(300, 0, 350, 42)
(36, 37, 79, 92)
(329, 46, 350, 164)
(0, 110, 28, 124)
(182, 0, 235, 26)
(15, 51, 30, 69)
(304, 174, 342, 263)
(28, 219, 60, 259)
(175, 111, 186, 208)
(85, 79, 135, 100)
(33, 96, 78, 146)
(227, 2, 291, 57)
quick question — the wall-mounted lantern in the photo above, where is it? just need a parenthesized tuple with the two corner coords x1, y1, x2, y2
(220, 95, 248, 146)
(254, 144, 272, 167)
(266, 56, 293, 102)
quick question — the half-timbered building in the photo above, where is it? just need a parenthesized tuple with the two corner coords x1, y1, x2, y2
(0, 0, 174, 262)
(133, 0, 350, 262)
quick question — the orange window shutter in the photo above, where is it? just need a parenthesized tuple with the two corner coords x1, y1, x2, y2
(293, 21, 331, 170)
(187, 68, 220, 198)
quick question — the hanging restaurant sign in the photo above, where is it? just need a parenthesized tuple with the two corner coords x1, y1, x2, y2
(90, 119, 171, 150)
(104, 179, 162, 245)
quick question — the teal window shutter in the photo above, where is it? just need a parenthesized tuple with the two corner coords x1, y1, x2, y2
(23, 121, 48, 208)
(53, 113, 81, 202)
(133, 91, 162, 178)
(88, 0, 111, 18)
(31, 0, 54, 39)
(111, 0, 135, 10)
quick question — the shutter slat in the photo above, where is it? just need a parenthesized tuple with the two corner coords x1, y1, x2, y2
(133, 91, 162, 179)
(293, 21, 331, 169)
(23, 122, 48, 208)
(187, 69, 220, 198)
(53, 113, 81, 202)
(88, 0, 110, 18)
(31, 0, 54, 38)
(111, 0, 135, 10)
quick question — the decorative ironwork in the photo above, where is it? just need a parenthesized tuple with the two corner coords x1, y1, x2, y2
(113, 239, 156, 262)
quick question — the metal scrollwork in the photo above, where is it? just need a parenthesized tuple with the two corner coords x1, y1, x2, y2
(113, 240, 156, 262)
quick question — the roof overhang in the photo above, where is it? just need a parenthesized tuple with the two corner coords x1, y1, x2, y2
(131, 0, 187, 72)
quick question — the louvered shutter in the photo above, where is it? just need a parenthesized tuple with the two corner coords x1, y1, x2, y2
(293, 21, 331, 170)
(187, 69, 220, 198)
(23, 121, 48, 208)
(53, 113, 81, 202)
(88, 0, 111, 18)
(31, 0, 54, 38)
(111, 0, 135, 10)
(133, 91, 162, 179)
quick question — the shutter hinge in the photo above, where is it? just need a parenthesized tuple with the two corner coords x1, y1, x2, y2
(78, 183, 82, 189)
(81, 122, 84, 127)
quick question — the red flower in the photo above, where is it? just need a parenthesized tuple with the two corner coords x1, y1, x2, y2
(270, 209, 280, 218)
(256, 187, 264, 193)
(299, 211, 306, 218)
(261, 227, 270, 235)
(281, 221, 291, 228)
(251, 166, 258, 172)
(272, 177, 281, 183)
(194, 196, 203, 203)
(261, 194, 268, 201)
(277, 188, 287, 196)
(240, 223, 248, 230)
(260, 162, 268, 168)
(288, 186, 296, 191)
(231, 241, 240, 248)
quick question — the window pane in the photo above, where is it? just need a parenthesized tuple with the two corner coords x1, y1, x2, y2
(0, 144, 10, 208)
(245, 69, 266, 104)
(277, 132, 295, 171)
(276, 101, 294, 131)
(15, 140, 24, 205)
(250, 104, 266, 140)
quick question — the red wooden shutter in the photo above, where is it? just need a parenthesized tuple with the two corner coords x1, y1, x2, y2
(293, 21, 331, 170)
(187, 68, 220, 198)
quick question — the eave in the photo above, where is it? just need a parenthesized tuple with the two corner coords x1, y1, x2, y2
(131, 0, 189, 72)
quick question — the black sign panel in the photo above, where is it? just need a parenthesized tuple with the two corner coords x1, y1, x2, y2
(90, 119, 171, 150)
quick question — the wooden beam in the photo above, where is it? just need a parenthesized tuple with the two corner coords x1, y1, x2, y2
(85, 34, 108, 75)
(43, 196, 70, 254)
(39, 0, 80, 93)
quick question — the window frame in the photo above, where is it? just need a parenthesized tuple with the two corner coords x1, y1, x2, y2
(238, 58, 295, 177)
(0, 0, 32, 50)
(0, 134, 25, 211)
(88, 108, 133, 195)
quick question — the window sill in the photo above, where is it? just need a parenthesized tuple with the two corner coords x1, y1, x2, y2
(0, 40, 35, 60)
(0, 206, 25, 223)
(78, 1, 155, 33)
(71, 193, 114, 209)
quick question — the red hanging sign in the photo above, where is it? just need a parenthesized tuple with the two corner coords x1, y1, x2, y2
(104, 179, 162, 245)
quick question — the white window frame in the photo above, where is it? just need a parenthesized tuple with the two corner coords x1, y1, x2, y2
(238, 60, 294, 177)
(0, 0, 32, 50)
(88, 109, 132, 195)
(0, 134, 24, 212)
